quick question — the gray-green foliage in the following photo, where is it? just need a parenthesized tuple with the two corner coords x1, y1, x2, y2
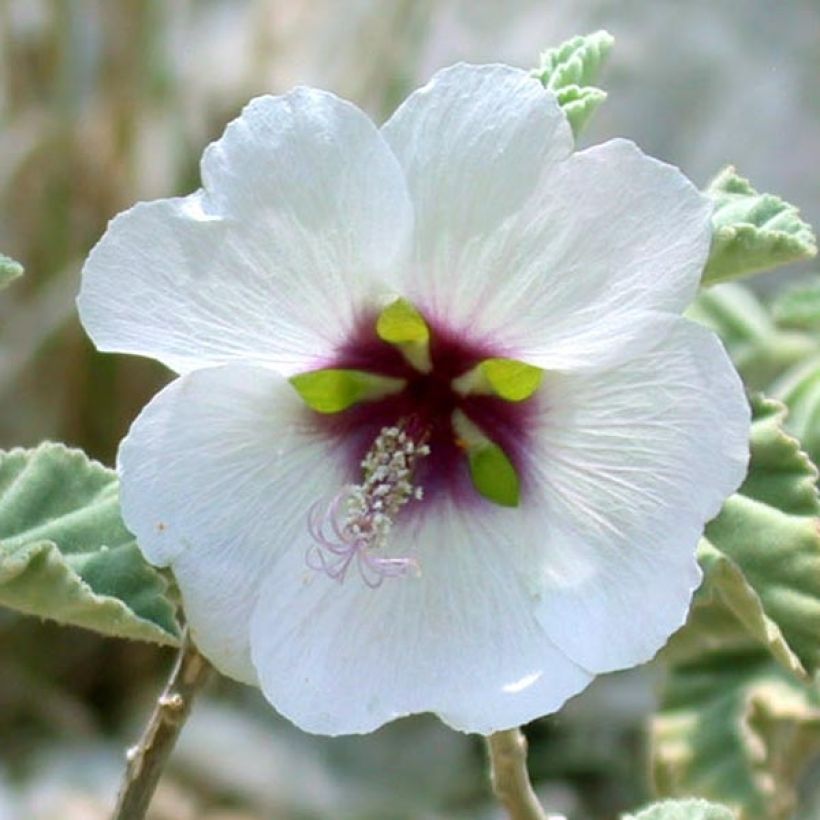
(532, 30, 613, 136)
(703, 167, 817, 285)
(651, 397, 820, 819)
(688, 281, 820, 465)
(0, 443, 180, 645)
(772, 276, 820, 332)
(0, 253, 23, 289)
(624, 798, 737, 820)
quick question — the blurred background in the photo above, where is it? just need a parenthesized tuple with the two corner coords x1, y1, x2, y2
(0, 1, 818, 817)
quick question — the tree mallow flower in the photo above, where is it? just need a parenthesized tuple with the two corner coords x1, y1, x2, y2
(77, 64, 750, 736)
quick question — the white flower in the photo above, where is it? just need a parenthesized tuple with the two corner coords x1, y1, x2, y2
(77, 64, 749, 736)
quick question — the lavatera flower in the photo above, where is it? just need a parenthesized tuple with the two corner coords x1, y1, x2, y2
(78, 65, 750, 736)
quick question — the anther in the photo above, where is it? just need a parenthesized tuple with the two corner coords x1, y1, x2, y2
(306, 424, 429, 587)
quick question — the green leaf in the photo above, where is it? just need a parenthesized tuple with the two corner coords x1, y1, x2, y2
(771, 276, 820, 332)
(0, 443, 180, 645)
(624, 798, 737, 820)
(771, 355, 820, 467)
(703, 167, 817, 285)
(0, 253, 23, 289)
(687, 284, 818, 390)
(651, 396, 820, 818)
(686, 396, 820, 679)
(290, 369, 404, 414)
(651, 659, 820, 820)
(532, 30, 614, 136)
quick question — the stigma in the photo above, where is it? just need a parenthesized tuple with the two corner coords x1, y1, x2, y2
(306, 425, 430, 587)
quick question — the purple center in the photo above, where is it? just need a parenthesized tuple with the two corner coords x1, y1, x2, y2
(315, 312, 538, 509)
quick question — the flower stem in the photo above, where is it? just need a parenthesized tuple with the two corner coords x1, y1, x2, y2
(112, 632, 212, 820)
(486, 728, 549, 820)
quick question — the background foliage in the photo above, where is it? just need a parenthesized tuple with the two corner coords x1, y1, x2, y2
(1, 1, 819, 818)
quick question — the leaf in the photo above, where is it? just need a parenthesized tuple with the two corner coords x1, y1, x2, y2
(651, 396, 820, 818)
(623, 798, 737, 820)
(532, 30, 614, 136)
(676, 396, 820, 679)
(771, 276, 820, 332)
(0, 443, 180, 645)
(289, 369, 404, 414)
(771, 355, 820, 467)
(0, 253, 23, 289)
(687, 284, 818, 390)
(702, 167, 817, 285)
(651, 659, 820, 820)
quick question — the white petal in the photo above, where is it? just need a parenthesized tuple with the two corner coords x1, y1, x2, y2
(412, 138, 713, 371)
(382, 63, 573, 316)
(249, 498, 592, 736)
(118, 364, 348, 683)
(78, 90, 413, 375)
(528, 320, 749, 672)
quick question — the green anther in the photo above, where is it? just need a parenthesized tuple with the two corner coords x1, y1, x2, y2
(376, 297, 432, 372)
(452, 410, 520, 507)
(453, 358, 543, 402)
(290, 369, 404, 414)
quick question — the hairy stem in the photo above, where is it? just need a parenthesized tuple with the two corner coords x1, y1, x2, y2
(112, 632, 212, 820)
(486, 728, 549, 820)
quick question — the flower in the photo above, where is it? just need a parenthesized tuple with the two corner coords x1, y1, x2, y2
(77, 64, 749, 736)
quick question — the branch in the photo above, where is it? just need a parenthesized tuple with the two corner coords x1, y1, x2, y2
(112, 632, 213, 820)
(486, 728, 549, 820)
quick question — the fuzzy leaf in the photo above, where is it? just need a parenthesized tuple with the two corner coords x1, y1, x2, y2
(624, 798, 737, 820)
(651, 661, 820, 820)
(651, 396, 820, 818)
(771, 276, 820, 332)
(703, 167, 817, 285)
(0, 443, 180, 644)
(771, 355, 820, 467)
(687, 284, 818, 390)
(671, 396, 820, 679)
(532, 30, 613, 136)
(0, 253, 23, 289)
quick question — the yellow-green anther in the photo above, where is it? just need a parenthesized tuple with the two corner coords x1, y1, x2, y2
(452, 410, 520, 507)
(290, 369, 405, 414)
(376, 297, 432, 373)
(453, 358, 543, 402)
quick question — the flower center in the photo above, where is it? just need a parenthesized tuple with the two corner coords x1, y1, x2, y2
(292, 298, 542, 584)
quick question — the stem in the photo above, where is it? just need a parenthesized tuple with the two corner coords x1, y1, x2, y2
(486, 728, 549, 820)
(112, 632, 213, 820)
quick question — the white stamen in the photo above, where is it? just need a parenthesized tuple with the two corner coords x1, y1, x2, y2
(306, 425, 429, 587)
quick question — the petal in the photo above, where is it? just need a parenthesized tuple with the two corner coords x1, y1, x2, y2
(413, 138, 713, 371)
(78, 90, 413, 375)
(249, 498, 592, 736)
(382, 63, 573, 313)
(117, 364, 348, 683)
(528, 319, 750, 672)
